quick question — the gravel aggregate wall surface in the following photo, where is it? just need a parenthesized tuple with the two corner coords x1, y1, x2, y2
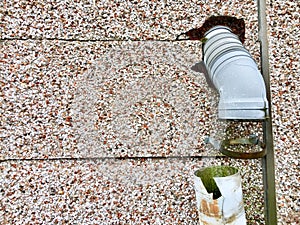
(1, 0, 299, 224)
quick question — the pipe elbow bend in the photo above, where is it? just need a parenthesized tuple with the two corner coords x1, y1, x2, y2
(203, 26, 268, 120)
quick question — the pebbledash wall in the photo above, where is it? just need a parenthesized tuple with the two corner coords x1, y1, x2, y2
(0, 0, 299, 224)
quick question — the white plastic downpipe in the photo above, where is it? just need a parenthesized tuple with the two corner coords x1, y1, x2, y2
(203, 26, 268, 120)
(194, 166, 246, 225)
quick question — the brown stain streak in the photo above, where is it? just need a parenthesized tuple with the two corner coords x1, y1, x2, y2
(200, 199, 221, 218)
